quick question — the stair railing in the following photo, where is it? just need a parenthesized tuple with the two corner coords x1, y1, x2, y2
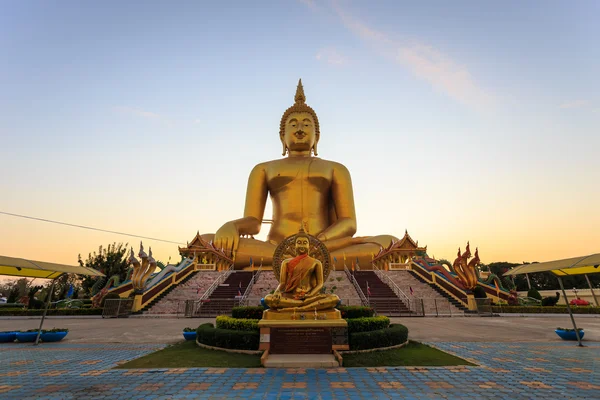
(344, 266, 369, 306)
(372, 264, 416, 311)
(186, 267, 234, 316)
(239, 265, 262, 306)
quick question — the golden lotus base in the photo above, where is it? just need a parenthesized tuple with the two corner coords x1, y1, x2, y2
(259, 308, 343, 321)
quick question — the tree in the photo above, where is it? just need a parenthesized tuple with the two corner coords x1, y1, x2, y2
(78, 242, 129, 297)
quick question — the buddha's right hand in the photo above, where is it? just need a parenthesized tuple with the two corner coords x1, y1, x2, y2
(214, 221, 240, 256)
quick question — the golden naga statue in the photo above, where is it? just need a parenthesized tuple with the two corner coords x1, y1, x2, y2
(128, 242, 157, 292)
(201, 80, 398, 269)
(264, 229, 339, 312)
(452, 242, 480, 290)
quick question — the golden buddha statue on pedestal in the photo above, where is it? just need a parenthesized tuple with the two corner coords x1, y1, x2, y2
(263, 229, 339, 314)
(198, 79, 398, 269)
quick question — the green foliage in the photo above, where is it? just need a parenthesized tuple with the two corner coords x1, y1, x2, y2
(0, 303, 25, 308)
(41, 328, 69, 333)
(472, 286, 487, 299)
(100, 292, 121, 308)
(542, 292, 560, 306)
(183, 327, 196, 332)
(216, 316, 259, 332)
(556, 327, 583, 331)
(346, 316, 390, 333)
(79, 243, 130, 296)
(336, 277, 343, 282)
(349, 324, 409, 350)
(7, 286, 20, 303)
(527, 288, 542, 300)
(338, 306, 374, 318)
(196, 323, 260, 351)
(231, 306, 264, 319)
(491, 306, 600, 314)
(0, 308, 103, 316)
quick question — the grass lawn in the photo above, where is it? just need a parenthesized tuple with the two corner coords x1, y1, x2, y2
(116, 340, 472, 369)
(115, 340, 262, 369)
(342, 342, 475, 368)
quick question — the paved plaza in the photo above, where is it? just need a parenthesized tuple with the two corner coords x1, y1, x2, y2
(1, 317, 599, 399)
(2, 315, 599, 343)
(1, 341, 599, 399)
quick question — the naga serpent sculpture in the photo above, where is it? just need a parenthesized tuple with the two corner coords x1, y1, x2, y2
(452, 243, 480, 291)
(129, 242, 157, 293)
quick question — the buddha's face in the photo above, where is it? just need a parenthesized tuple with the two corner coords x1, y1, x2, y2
(284, 112, 316, 153)
(295, 236, 310, 255)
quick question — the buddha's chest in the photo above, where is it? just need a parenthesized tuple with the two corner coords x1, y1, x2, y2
(266, 160, 332, 193)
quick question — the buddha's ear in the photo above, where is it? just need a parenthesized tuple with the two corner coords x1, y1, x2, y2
(282, 141, 288, 156)
(312, 142, 318, 156)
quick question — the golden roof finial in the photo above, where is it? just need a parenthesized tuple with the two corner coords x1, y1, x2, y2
(294, 79, 306, 104)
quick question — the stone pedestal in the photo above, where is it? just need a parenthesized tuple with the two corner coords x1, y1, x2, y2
(258, 315, 348, 367)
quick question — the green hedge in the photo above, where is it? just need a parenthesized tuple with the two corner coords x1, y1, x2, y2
(0, 303, 25, 309)
(231, 306, 264, 319)
(0, 308, 104, 316)
(349, 324, 409, 350)
(338, 306, 374, 319)
(492, 306, 600, 314)
(196, 323, 259, 351)
(346, 316, 390, 333)
(216, 316, 259, 332)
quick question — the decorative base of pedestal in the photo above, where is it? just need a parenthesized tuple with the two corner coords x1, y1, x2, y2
(261, 308, 343, 321)
(257, 317, 349, 365)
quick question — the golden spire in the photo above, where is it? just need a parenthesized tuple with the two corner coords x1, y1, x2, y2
(294, 79, 306, 104)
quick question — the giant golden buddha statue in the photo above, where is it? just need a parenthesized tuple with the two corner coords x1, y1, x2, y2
(201, 80, 398, 269)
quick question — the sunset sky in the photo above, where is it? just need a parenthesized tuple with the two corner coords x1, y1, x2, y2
(1, 1, 599, 269)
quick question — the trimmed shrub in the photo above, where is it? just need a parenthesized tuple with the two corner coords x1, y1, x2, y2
(542, 292, 561, 307)
(349, 324, 409, 350)
(472, 286, 487, 299)
(0, 303, 25, 308)
(196, 323, 259, 351)
(346, 316, 390, 333)
(216, 316, 259, 332)
(527, 288, 542, 300)
(0, 308, 104, 316)
(338, 306, 374, 319)
(231, 306, 264, 320)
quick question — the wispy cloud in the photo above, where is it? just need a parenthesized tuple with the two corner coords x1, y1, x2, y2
(559, 100, 588, 109)
(332, 1, 493, 110)
(316, 47, 348, 66)
(113, 106, 161, 119)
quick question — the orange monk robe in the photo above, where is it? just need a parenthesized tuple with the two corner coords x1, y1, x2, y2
(283, 254, 314, 294)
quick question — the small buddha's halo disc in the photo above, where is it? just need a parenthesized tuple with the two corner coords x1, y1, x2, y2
(272, 233, 331, 282)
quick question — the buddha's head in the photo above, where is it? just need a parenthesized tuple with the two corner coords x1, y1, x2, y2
(295, 233, 310, 255)
(280, 79, 320, 156)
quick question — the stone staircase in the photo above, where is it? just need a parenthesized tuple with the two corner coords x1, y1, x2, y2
(387, 270, 465, 315)
(353, 271, 410, 316)
(198, 271, 254, 317)
(246, 271, 278, 306)
(143, 271, 220, 315)
(327, 271, 361, 306)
